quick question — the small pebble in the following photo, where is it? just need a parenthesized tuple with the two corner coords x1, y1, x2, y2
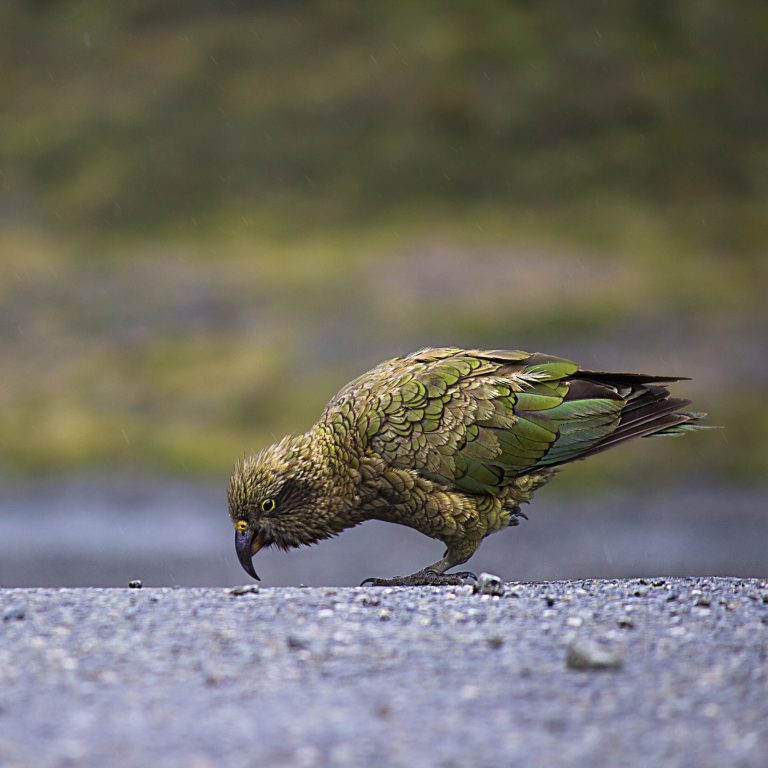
(286, 634, 310, 650)
(473, 573, 504, 597)
(566, 640, 623, 671)
(356, 594, 381, 607)
(3, 605, 25, 622)
(229, 585, 260, 596)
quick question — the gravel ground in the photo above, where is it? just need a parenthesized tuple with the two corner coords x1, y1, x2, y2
(1, 578, 767, 768)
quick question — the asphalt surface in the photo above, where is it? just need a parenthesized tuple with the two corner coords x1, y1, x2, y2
(2, 479, 767, 587)
(1, 577, 766, 768)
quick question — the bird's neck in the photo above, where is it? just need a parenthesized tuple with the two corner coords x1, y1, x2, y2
(304, 422, 366, 521)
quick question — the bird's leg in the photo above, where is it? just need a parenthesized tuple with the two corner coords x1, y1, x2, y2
(361, 543, 478, 587)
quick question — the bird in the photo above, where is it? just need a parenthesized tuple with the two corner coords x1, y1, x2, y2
(228, 347, 706, 586)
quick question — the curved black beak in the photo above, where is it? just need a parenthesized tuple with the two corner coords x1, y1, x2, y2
(235, 528, 262, 581)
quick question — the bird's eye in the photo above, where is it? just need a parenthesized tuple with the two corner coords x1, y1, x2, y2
(235, 520, 248, 532)
(261, 498, 276, 513)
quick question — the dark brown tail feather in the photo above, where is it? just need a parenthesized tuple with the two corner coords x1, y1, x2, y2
(577, 381, 703, 460)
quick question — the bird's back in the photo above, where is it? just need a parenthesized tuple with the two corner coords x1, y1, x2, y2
(322, 347, 704, 496)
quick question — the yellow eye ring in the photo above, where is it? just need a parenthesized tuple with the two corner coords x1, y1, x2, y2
(261, 498, 276, 513)
(235, 520, 248, 532)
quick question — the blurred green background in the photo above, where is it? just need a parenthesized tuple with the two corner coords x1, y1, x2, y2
(1, 0, 766, 492)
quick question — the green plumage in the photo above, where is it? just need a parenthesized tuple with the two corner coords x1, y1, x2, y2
(228, 347, 706, 584)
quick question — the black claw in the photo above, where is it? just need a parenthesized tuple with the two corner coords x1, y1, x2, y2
(450, 571, 478, 581)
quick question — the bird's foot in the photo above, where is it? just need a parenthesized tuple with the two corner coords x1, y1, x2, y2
(507, 510, 529, 527)
(361, 569, 477, 587)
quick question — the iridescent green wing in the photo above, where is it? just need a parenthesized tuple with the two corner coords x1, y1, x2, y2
(447, 351, 625, 492)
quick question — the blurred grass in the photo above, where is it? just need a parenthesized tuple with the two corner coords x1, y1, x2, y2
(0, 1, 766, 485)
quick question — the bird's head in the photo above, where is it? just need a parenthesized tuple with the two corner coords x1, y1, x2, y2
(227, 433, 329, 580)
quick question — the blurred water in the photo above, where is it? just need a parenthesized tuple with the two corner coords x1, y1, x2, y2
(0, 476, 765, 587)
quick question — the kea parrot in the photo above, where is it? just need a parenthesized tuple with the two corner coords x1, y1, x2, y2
(228, 347, 706, 586)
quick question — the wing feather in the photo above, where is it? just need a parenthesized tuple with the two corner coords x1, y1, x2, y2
(325, 347, 702, 495)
